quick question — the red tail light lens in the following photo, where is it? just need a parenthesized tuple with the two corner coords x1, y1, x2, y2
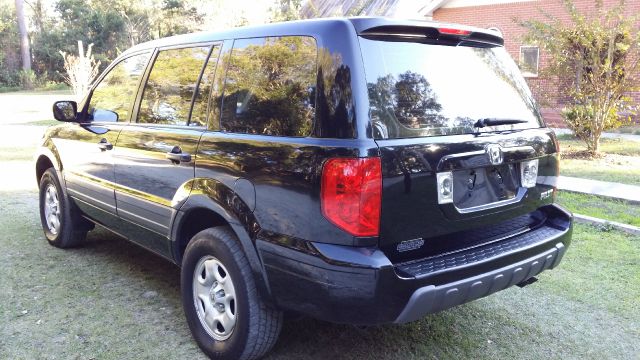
(321, 157, 382, 237)
(438, 27, 471, 36)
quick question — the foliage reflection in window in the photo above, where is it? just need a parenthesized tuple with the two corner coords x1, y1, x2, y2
(89, 52, 151, 122)
(138, 46, 211, 126)
(221, 36, 317, 136)
(190, 45, 221, 127)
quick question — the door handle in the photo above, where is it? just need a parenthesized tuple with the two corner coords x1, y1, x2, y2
(98, 138, 113, 151)
(166, 146, 191, 163)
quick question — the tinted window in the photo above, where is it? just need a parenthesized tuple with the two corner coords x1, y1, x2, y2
(190, 45, 221, 127)
(220, 36, 317, 136)
(138, 46, 211, 126)
(88, 52, 151, 122)
(360, 39, 542, 139)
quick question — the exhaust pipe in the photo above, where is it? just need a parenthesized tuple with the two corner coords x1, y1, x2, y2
(516, 276, 539, 288)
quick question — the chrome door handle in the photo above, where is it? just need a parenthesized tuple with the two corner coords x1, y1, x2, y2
(98, 138, 113, 151)
(166, 146, 191, 163)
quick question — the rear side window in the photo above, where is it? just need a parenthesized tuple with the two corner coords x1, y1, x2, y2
(220, 36, 317, 137)
(360, 39, 542, 139)
(138, 46, 212, 126)
(88, 52, 151, 122)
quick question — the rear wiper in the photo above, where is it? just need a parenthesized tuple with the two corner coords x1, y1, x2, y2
(474, 118, 528, 128)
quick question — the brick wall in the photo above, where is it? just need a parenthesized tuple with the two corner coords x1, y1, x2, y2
(433, 0, 640, 128)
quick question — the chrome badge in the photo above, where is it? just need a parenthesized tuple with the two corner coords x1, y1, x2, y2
(397, 238, 425, 253)
(486, 144, 503, 165)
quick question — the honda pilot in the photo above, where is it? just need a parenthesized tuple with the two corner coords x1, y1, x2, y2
(36, 17, 573, 360)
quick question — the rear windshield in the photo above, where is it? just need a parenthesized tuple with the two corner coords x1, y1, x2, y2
(360, 38, 542, 139)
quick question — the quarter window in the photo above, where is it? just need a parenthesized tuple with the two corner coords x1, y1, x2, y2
(220, 36, 317, 136)
(138, 46, 212, 126)
(88, 52, 151, 122)
(519, 46, 539, 77)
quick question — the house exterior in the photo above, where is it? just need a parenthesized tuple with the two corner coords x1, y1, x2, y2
(429, 0, 640, 127)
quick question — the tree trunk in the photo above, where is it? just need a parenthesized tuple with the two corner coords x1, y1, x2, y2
(15, 0, 32, 89)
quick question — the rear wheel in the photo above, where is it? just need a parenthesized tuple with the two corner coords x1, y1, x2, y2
(181, 227, 282, 360)
(38, 168, 89, 248)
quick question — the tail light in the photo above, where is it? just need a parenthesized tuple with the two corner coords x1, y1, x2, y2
(321, 158, 382, 237)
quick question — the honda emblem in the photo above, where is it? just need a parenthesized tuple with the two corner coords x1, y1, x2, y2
(486, 144, 503, 165)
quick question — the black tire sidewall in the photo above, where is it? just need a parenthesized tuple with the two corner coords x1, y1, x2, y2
(181, 230, 252, 360)
(39, 169, 67, 244)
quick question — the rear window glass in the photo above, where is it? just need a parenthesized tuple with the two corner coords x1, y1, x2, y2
(360, 39, 542, 139)
(220, 36, 317, 137)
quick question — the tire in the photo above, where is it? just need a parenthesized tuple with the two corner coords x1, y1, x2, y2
(38, 168, 89, 248)
(181, 227, 283, 360)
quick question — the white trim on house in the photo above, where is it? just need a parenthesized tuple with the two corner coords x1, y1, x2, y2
(519, 45, 540, 77)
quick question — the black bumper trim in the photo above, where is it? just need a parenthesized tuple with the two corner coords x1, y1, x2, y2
(396, 224, 564, 277)
(394, 242, 566, 324)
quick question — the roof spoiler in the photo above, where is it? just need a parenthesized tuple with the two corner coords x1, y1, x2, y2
(349, 18, 504, 47)
(359, 25, 503, 46)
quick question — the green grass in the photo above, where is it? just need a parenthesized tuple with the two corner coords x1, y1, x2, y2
(1, 163, 638, 358)
(557, 191, 640, 227)
(20, 119, 59, 126)
(557, 134, 640, 156)
(556, 134, 640, 186)
(560, 157, 640, 186)
(0, 89, 72, 96)
(0, 145, 38, 162)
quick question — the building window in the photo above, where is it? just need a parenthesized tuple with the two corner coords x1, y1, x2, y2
(519, 46, 539, 77)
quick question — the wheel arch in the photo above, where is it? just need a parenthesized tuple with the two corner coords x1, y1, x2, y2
(34, 143, 63, 185)
(171, 178, 272, 300)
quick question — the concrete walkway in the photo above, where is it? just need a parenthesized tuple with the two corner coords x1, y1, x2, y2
(557, 176, 640, 203)
(551, 128, 640, 142)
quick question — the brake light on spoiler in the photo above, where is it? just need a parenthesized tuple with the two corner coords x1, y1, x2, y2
(438, 27, 472, 36)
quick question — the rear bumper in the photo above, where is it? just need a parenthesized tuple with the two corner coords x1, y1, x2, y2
(256, 204, 572, 325)
(394, 242, 565, 323)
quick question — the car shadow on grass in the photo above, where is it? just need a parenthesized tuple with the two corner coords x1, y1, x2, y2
(74, 227, 491, 360)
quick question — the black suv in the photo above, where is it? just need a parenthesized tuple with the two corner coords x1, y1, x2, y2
(36, 17, 572, 360)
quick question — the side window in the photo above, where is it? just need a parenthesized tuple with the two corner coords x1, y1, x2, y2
(220, 36, 317, 136)
(137, 46, 211, 126)
(88, 52, 151, 122)
(190, 45, 221, 127)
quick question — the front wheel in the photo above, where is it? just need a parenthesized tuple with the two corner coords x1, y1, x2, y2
(181, 227, 282, 360)
(38, 168, 89, 248)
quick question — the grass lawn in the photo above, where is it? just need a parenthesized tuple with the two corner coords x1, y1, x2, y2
(0, 145, 39, 162)
(557, 191, 640, 227)
(557, 134, 640, 156)
(557, 134, 640, 186)
(20, 119, 60, 126)
(1, 183, 637, 359)
(560, 156, 640, 186)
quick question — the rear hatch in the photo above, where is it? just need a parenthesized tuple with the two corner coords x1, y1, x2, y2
(358, 24, 560, 262)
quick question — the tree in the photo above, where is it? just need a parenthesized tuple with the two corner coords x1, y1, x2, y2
(270, 0, 303, 22)
(15, 0, 32, 88)
(520, 0, 640, 155)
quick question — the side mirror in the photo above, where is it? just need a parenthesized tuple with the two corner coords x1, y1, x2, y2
(53, 101, 78, 122)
